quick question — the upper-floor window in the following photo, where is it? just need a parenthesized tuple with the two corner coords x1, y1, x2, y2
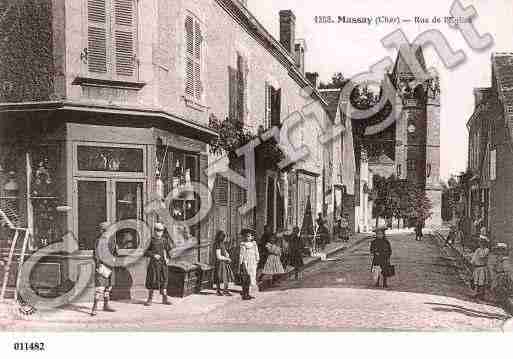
(185, 13, 203, 101)
(86, 0, 138, 80)
(264, 83, 282, 129)
(229, 54, 248, 124)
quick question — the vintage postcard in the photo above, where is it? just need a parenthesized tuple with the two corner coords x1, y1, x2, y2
(1, 0, 513, 356)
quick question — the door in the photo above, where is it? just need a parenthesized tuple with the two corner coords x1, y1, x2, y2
(75, 178, 145, 251)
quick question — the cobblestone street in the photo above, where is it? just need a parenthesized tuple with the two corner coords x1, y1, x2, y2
(1, 232, 510, 331)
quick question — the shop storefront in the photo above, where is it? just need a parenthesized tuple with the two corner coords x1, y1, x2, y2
(0, 108, 215, 301)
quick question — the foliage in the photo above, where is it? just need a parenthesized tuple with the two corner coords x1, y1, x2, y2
(350, 84, 381, 110)
(208, 115, 285, 167)
(372, 175, 433, 224)
(441, 174, 465, 221)
(319, 72, 347, 89)
(208, 114, 253, 157)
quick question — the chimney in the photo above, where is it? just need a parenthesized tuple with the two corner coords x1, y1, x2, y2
(295, 39, 306, 75)
(279, 10, 296, 55)
(305, 72, 319, 89)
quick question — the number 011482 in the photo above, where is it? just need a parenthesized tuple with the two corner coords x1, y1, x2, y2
(13, 342, 46, 351)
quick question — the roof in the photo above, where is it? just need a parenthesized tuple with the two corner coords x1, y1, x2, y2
(392, 44, 427, 82)
(492, 53, 513, 140)
(318, 89, 341, 122)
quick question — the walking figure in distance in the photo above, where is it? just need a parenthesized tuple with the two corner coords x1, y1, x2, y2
(370, 226, 392, 288)
(470, 236, 490, 300)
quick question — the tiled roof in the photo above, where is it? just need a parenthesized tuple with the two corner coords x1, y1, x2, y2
(492, 53, 513, 140)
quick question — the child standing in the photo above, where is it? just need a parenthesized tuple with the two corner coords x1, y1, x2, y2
(261, 234, 285, 288)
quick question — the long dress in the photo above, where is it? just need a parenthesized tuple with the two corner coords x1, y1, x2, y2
(239, 241, 259, 286)
(214, 242, 234, 284)
(471, 247, 490, 287)
(262, 243, 285, 275)
(145, 236, 173, 290)
(288, 234, 304, 270)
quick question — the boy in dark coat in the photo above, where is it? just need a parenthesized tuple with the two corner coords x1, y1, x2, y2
(144, 222, 173, 306)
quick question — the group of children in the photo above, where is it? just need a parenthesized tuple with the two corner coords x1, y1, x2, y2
(213, 226, 306, 300)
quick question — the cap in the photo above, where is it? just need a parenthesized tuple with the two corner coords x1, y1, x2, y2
(154, 222, 165, 231)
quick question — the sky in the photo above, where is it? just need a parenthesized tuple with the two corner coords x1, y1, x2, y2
(248, 0, 513, 180)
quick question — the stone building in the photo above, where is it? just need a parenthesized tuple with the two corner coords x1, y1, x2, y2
(466, 53, 513, 249)
(357, 45, 442, 228)
(0, 0, 338, 300)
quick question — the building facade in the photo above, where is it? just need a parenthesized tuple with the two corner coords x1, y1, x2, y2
(0, 0, 338, 300)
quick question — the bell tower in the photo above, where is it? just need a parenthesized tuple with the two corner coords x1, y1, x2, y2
(392, 45, 442, 227)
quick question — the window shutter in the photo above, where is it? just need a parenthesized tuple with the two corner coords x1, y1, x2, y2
(113, 0, 136, 78)
(271, 88, 281, 127)
(185, 16, 194, 97)
(228, 66, 238, 122)
(264, 83, 271, 129)
(215, 176, 229, 206)
(87, 0, 108, 74)
(237, 54, 245, 124)
(194, 20, 202, 100)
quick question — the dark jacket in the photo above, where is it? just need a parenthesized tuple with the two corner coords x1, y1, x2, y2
(145, 236, 173, 290)
(370, 237, 392, 267)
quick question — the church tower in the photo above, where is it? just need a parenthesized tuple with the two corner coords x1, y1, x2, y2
(391, 45, 442, 227)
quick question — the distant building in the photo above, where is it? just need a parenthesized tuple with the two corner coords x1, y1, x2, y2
(467, 53, 513, 247)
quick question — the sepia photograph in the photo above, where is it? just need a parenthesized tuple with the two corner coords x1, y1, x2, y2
(1, 0, 513, 356)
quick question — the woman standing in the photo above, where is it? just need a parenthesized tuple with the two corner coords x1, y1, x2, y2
(370, 226, 392, 288)
(239, 228, 260, 300)
(262, 234, 285, 288)
(213, 230, 234, 296)
(471, 236, 490, 300)
(288, 226, 304, 280)
(144, 222, 173, 306)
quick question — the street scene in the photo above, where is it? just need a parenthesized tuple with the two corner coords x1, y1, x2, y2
(1, 231, 508, 331)
(0, 0, 513, 337)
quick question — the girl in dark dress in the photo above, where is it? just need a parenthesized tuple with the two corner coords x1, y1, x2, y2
(144, 222, 173, 306)
(213, 230, 234, 296)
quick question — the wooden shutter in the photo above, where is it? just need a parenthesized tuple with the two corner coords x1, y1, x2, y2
(264, 83, 271, 129)
(87, 0, 108, 74)
(113, 0, 136, 78)
(228, 66, 238, 122)
(194, 20, 202, 100)
(185, 15, 195, 98)
(185, 15, 202, 100)
(271, 88, 281, 127)
(237, 54, 245, 124)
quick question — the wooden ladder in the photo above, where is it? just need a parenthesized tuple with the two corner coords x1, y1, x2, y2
(0, 209, 31, 303)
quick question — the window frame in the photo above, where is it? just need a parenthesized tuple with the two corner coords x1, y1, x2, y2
(184, 11, 204, 104)
(82, 0, 140, 83)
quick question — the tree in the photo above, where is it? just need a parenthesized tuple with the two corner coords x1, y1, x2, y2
(319, 72, 347, 89)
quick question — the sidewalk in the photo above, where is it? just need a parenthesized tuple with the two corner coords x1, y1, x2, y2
(0, 233, 371, 329)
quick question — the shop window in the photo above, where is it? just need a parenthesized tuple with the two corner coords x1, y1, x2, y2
(77, 146, 143, 173)
(157, 147, 200, 241)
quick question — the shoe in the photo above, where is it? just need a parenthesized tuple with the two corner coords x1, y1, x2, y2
(223, 291, 233, 296)
(242, 295, 251, 300)
(144, 301, 152, 307)
(162, 296, 172, 305)
(103, 300, 116, 312)
(216, 290, 224, 296)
